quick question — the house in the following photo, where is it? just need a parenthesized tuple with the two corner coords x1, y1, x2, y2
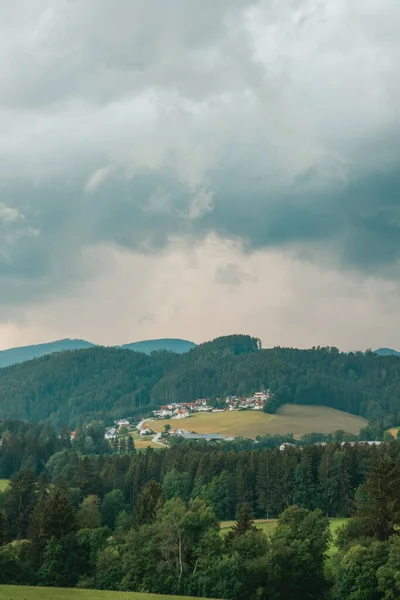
(115, 419, 130, 428)
(105, 427, 118, 440)
(139, 426, 153, 436)
(279, 443, 297, 451)
(175, 409, 190, 419)
(253, 391, 270, 401)
(253, 401, 264, 410)
(70, 431, 77, 441)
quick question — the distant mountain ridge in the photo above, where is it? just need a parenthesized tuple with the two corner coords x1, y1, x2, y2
(1, 334, 400, 428)
(121, 339, 196, 354)
(0, 337, 196, 368)
(374, 348, 400, 356)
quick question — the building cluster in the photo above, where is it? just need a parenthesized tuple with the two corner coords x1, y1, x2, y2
(151, 391, 272, 420)
(225, 390, 271, 411)
(152, 399, 210, 420)
(279, 440, 383, 451)
(105, 419, 130, 440)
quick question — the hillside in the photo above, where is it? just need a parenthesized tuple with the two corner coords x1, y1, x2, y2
(0, 347, 179, 426)
(0, 337, 196, 368)
(0, 338, 95, 368)
(145, 405, 367, 439)
(122, 338, 196, 354)
(1, 334, 400, 427)
(374, 347, 400, 356)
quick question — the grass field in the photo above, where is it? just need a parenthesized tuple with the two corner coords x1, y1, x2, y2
(145, 404, 367, 440)
(220, 518, 347, 558)
(129, 432, 161, 450)
(0, 479, 9, 491)
(0, 587, 214, 600)
(387, 426, 399, 439)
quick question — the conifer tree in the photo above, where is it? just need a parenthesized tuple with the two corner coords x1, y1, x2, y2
(226, 503, 257, 544)
(354, 455, 400, 541)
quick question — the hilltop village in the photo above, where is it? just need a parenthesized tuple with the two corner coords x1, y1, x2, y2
(99, 391, 272, 445)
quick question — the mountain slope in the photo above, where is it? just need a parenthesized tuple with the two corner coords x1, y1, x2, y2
(0, 337, 197, 368)
(0, 346, 179, 426)
(374, 347, 400, 356)
(0, 338, 95, 368)
(121, 338, 196, 354)
(1, 334, 400, 428)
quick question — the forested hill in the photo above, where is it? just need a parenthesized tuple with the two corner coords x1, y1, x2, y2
(0, 334, 400, 427)
(0, 338, 95, 368)
(0, 337, 196, 367)
(121, 338, 196, 354)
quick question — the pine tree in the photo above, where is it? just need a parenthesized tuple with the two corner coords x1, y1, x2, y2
(355, 455, 400, 541)
(226, 503, 258, 545)
(133, 480, 164, 528)
(127, 436, 135, 454)
(43, 484, 76, 540)
(0, 510, 6, 546)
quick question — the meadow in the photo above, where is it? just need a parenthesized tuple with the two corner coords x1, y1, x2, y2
(0, 587, 214, 600)
(0, 479, 9, 491)
(220, 518, 347, 558)
(145, 404, 367, 439)
(129, 431, 161, 450)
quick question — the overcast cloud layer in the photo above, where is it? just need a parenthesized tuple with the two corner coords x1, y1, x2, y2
(1, 0, 400, 350)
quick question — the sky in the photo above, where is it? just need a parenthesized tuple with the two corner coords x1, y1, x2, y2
(1, 0, 400, 352)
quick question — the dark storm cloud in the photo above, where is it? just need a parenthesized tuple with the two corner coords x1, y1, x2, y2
(1, 0, 400, 310)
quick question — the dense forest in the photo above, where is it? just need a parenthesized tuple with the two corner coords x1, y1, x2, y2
(1, 434, 400, 599)
(1, 334, 400, 427)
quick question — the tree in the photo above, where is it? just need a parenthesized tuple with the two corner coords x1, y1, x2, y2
(101, 489, 125, 529)
(133, 480, 164, 528)
(268, 506, 331, 600)
(39, 534, 88, 588)
(377, 536, 400, 599)
(354, 455, 400, 541)
(42, 484, 76, 540)
(333, 541, 388, 600)
(119, 427, 129, 437)
(162, 470, 191, 502)
(77, 495, 102, 530)
(0, 510, 6, 546)
(5, 469, 36, 539)
(226, 503, 257, 544)
(127, 436, 135, 454)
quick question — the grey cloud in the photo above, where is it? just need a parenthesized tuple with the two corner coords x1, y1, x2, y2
(1, 0, 400, 311)
(215, 263, 257, 286)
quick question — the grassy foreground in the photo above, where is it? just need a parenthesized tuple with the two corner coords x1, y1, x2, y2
(0, 479, 9, 491)
(0, 587, 214, 600)
(146, 404, 367, 440)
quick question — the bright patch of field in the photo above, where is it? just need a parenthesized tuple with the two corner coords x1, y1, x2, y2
(0, 479, 9, 491)
(221, 519, 277, 535)
(145, 404, 367, 440)
(128, 431, 161, 450)
(116, 429, 161, 450)
(327, 518, 347, 557)
(387, 426, 399, 439)
(220, 518, 347, 557)
(0, 586, 214, 600)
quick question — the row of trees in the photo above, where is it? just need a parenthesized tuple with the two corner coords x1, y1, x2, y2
(2, 334, 400, 426)
(0, 419, 140, 478)
(2, 449, 400, 598)
(1, 437, 394, 528)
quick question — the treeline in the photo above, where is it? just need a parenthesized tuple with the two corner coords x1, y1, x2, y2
(1, 439, 389, 522)
(1, 443, 400, 598)
(1, 334, 400, 427)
